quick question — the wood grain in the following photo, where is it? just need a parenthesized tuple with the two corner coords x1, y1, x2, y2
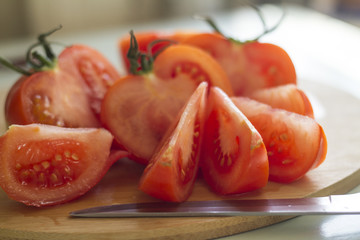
(1, 80, 360, 240)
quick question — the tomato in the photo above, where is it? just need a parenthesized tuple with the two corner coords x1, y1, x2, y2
(231, 97, 327, 183)
(183, 33, 296, 96)
(3, 28, 120, 128)
(249, 84, 314, 118)
(0, 124, 114, 207)
(200, 87, 269, 195)
(119, 31, 195, 72)
(139, 82, 207, 202)
(5, 69, 102, 127)
(58, 44, 121, 118)
(101, 32, 233, 164)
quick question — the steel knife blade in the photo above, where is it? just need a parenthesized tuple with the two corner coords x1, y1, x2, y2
(69, 192, 360, 218)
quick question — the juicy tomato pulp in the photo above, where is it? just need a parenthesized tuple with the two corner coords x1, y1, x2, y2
(0, 124, 114, 207)
(182, 33, 297, 96)
(101, 44, 233, 164)
(200, 87, 269, 195)
(139, 82, 207, 202)
(5, 45, 120, 128)
(231, 97, 327, 183)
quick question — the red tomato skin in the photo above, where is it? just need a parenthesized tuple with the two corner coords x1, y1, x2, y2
(183, 33, 296, 96)
(231, 97, 327, 183)
(139, 82, 208, 202)
(5, 69, 101, 128)
(0, 124, 114, 207)
(200, 87, 269, 195)
(250, 84, 314, 118)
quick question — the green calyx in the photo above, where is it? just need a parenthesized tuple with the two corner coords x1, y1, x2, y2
(0, 25, 62, 76)
(195, 4, 285, 44)
(127, 30, 176, 75)
(127, 30, 153, 75)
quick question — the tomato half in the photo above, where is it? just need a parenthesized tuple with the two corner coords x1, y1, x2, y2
(200, 87, 269, 195)
(0, 124, 114, 207)
(231, 97, 327, 183)
(101, 43, 233, 164)
(249, 84, 314, 118)
(139, 82, 207, 202)
(183, 33, 297, 96)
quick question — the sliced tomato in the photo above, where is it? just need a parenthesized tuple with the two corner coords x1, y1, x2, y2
(4, 32, 120, 128)
(5, 70, 102, 127)
(183, 33, 297, 96)
(200, 87, 269, 195)
(139, 82, 207, 202)
(0, 124, 114, 207)
(101, 43, 233, 164)
(119, 31, 195, 73)
(58, 44, 121, 117)
(231, 97, 327, 183)
(249, 84, 314, 118)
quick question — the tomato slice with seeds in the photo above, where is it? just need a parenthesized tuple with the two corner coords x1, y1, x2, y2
(139, 82, 207, 202)
(0, 124, 114, 207)
(101, 38, 233, 163)
(249, 84, 314, 118)
(231, 97, 327, 183)
(200, 87, 269, 195)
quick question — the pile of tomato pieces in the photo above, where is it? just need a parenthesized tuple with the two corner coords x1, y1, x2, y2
(0, 22, 327, 207)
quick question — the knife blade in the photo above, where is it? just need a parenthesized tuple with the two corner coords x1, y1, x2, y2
(69, 192, 360, 218)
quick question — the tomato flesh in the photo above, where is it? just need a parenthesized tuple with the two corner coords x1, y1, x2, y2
(0, 124, 114, 207)
(200, 87, 269, 195)
(231, 97, 327, 183)
(139, 82, 207, 202)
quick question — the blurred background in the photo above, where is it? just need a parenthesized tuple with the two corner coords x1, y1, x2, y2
(1, 0, 360, 41)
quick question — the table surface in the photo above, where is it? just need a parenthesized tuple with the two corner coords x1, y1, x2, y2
(1, 4, 360, 240)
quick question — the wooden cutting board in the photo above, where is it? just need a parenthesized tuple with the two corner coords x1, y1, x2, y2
(1, 79, 360, 240)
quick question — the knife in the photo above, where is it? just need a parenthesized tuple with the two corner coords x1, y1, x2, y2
(69, 192, 360, 218)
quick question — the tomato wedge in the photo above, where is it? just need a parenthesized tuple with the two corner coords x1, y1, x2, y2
(0, 124, 114, 207)
(139, 82, 207, 202)
(249, 84, 314, 118)
(2, 27, 120, 128)
(231, 97, 327, 183)
(183, 33, 296, 96)
(200, 87, 269, 195)
(101, 32, 233, 164)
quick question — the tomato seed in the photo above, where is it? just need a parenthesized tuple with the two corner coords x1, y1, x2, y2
(41, 161, 50, 169)
(55, 154, 62, 161)
(33, 164, 42, 172)
(71, 153, 79, 161)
